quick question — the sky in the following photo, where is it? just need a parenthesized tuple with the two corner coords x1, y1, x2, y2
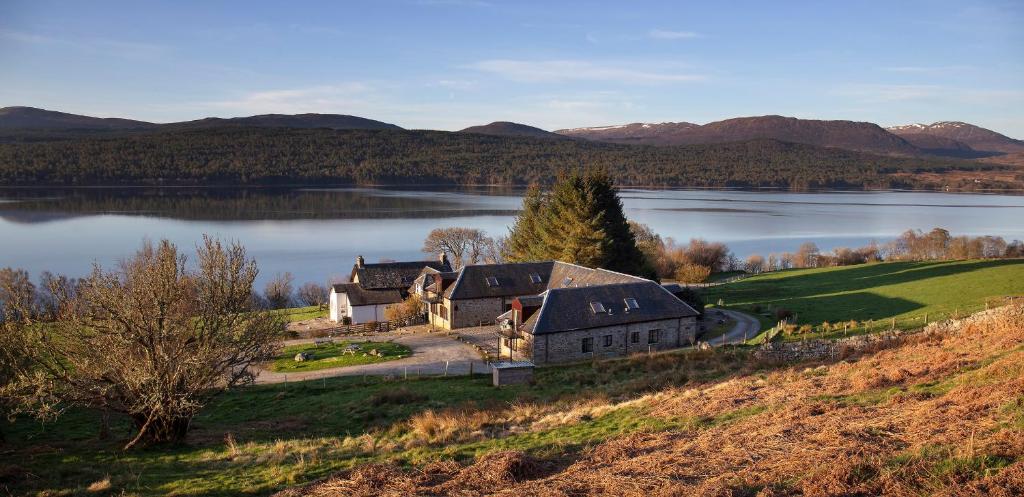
(1, 0, 1022, 136)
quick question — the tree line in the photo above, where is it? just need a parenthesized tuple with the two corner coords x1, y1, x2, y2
(740, 229, 1023, 274)
(0, 127, 1014, 190)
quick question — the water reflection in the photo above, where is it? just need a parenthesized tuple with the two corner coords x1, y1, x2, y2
(1, 187, 1022, 287)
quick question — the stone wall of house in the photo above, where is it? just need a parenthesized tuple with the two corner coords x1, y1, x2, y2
(525, 317, 698, 365)
(450, 297, 508, 329)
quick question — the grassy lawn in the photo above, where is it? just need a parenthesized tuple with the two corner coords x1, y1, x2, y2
(271, 341, 411, 372)
(269, 306, 327, 323)
(704, 259, 1024, 339)
(2, 347, 756, 497)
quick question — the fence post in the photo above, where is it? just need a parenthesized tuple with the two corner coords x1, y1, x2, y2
(404, 367, 408, 380)
(444, 361, 449, 377)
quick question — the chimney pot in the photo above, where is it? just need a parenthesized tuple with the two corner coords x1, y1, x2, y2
(356, 255, 365, 268)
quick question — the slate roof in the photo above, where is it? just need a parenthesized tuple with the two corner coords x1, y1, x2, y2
(331, 283, 403, 306)
(350, 259, 452, 291)
(444, 261, 645, 300)
(523, 281, 699, 335)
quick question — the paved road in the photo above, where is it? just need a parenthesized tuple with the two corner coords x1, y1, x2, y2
(704, 308, 763, 345)
(255, 331, 488, 384)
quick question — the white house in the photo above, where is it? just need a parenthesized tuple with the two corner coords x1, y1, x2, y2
(329, 283, 401, 324)
(328, 254, 454, 323)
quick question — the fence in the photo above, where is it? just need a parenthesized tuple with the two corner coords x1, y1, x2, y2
(763, 295, 1022, 343)
(261, 359, 493, 384)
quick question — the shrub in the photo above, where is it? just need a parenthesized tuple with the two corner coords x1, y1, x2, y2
(775, 308, 794, 320)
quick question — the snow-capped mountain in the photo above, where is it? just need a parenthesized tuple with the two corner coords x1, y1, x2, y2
(887, 122, 1024, 155)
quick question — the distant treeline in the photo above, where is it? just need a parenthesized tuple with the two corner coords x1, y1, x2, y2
(0, 187, 518, 222)
(0, 127, 1013, 190)
(743, 228, 1024, 274)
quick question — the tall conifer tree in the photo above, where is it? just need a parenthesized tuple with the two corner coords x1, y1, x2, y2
(505, 170, 651, 277)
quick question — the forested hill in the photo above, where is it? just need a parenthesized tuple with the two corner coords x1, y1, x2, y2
(0, 126, 1015, 190)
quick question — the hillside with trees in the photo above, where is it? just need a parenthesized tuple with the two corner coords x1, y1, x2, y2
(0, 126, 1014, 190)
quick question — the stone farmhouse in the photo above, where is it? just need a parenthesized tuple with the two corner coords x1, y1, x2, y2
(497, 281, 700, 364)
(329, 254, 452, 323)
(411, 261, 700, 364)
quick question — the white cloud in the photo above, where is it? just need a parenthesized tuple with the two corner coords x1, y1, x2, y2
(469, 59, 704, 84)
(0, 29, 168, 60)
(649, 29, 701, 40)
(202, 83, 378, 115)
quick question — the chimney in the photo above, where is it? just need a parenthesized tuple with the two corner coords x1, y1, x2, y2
(439, 252, 448, 266)
(356, 255, 365, 268)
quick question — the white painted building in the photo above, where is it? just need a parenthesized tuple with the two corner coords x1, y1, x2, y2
(329, 283, 401, 324)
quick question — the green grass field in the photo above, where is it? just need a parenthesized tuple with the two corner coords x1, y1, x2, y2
(271, 341, 411, 372)
(269, 306, 327, 323)
(705, 259, 1024, 339)
(3, 347, 756, 497)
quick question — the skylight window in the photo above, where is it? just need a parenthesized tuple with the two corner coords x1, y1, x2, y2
(562, 277, 574, 287)
(529, 273, 542, 284)
(590, 301, 606, 314)
(485, 276, 499, 287)
(624, 298, 639, 310)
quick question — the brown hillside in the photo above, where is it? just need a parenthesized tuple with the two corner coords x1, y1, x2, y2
(280, 304, 1024, 496)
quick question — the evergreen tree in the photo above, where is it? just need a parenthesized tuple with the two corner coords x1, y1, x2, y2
(504, 184, 549, 262)
(505, 169, 652, 277)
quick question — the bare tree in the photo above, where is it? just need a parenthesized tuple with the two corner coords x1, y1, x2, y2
(422, 227, 493, 269)
(3, 237, 285, 448)
(297, 282, 328, 309)
(384, 295, 422, 323)
(745, 254, 766, 274)
(795, 242, 820, 268)
(264, 272, 294, 309)
(674, 264, 712, 284)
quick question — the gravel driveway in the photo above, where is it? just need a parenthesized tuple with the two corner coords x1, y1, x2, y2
(255, 331, 488, 384)
(706, 309, 762, 345)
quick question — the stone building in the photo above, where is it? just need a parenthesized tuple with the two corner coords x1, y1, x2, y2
(496, 280, 700, 364)
(413, 261, 647, 329)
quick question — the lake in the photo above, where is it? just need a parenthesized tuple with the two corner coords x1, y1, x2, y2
(1, 186, 1022, 287)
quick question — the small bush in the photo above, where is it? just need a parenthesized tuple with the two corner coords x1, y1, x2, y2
(775, 308, 793, 320)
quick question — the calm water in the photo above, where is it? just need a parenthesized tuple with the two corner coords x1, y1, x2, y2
(1, 187, 1023, 287)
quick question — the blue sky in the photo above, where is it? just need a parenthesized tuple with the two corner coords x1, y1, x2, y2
(1, 0, 1022, 136)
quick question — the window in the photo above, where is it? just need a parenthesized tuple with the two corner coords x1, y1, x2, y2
(529, 273, 542, 284)
(563, 277, 573, 287)
(439, 304, 448, 320)
(624, 298, 639, 310)
(589, 301, 606, 314)
(603, 335, 613, 347)
(648, 329, 661, 344)
(631, 331, 640, 343)
(485, 276, 499, 287)
(582, 337, 594, 353)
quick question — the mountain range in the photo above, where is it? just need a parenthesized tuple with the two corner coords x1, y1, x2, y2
(0, 106, 400, 132)
(558, 116, 1024, 158)
(4, 106, 1019, 161)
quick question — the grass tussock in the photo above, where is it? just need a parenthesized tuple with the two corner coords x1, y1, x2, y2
(285, 304, 1024, 496)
